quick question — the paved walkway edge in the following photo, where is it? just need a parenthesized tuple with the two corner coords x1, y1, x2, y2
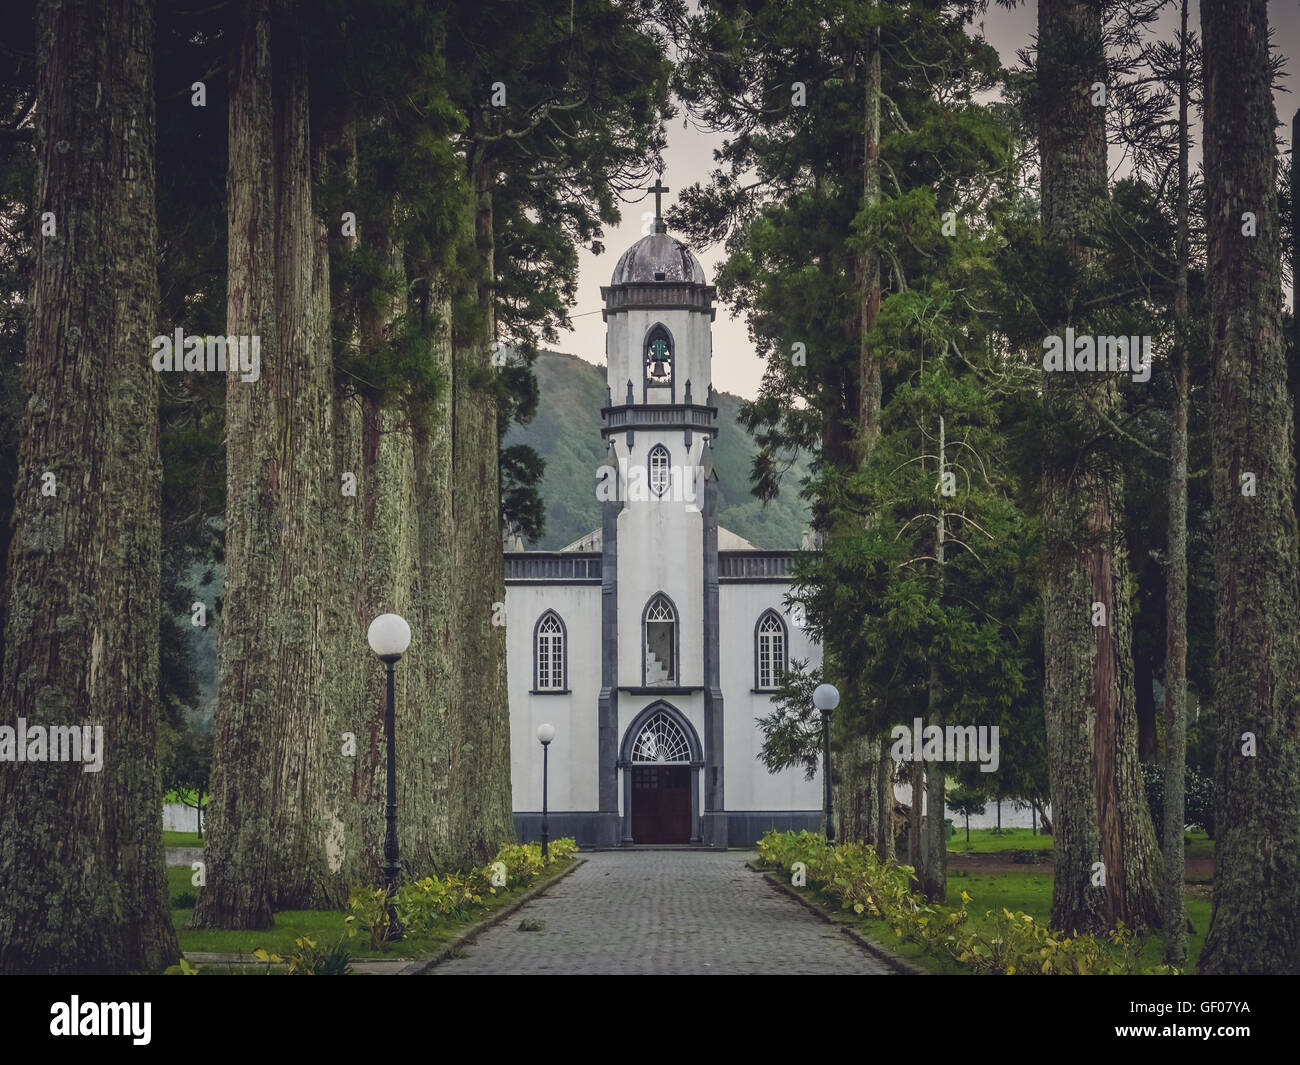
(398, 857, 587, 975)
(752, 864, 927, 975)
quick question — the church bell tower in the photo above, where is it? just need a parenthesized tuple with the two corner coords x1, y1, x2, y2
(594, 176, 728, 848)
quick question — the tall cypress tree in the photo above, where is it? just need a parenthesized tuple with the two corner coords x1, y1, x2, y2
(0, 0, 177, 972)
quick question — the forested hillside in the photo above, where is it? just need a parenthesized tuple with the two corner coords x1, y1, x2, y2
(506, 351, 811, 549)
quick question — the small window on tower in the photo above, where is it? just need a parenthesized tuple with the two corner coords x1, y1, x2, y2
(654, 271, 666, 281)
(649, 445, 670, 497)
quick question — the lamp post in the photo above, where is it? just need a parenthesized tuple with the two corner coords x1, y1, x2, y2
(813, 683, 839, 843)
(368, 612, 411, 941)
(537, 724, 555, 858)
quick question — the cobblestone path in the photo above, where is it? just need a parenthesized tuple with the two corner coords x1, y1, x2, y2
(429, 850, 895, 975)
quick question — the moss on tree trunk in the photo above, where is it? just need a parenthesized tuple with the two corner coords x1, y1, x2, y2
(1038, 0, 1161, 935)
(0, 0, 179, 972)
(1198, 0, 1300, 974)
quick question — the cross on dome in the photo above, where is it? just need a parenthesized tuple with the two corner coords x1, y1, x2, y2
(649, 173, 669, 233)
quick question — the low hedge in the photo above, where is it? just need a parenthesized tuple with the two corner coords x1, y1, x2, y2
(757, 830, 1176, 975)
(346, 837, 579, 949)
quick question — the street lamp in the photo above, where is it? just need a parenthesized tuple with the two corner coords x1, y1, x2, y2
(537, 723, 555, 859)
(813, 683, 839, 844)
(368, 612, 411, 941)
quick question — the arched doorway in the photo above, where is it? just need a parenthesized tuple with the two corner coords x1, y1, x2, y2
(619, 703, 703, 844)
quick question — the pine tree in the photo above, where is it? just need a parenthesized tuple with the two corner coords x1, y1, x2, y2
(1198, 0, 1300, 974)
(1034, 0, 1161, 934)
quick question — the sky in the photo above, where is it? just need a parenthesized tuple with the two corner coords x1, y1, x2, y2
(555, 2, 1300, 401)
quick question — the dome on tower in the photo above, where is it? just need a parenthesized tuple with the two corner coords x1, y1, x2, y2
(610, 231, 707, 286)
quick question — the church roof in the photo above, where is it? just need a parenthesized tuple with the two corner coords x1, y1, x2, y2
(558, 525, 758, 553)
(609, 231, 707, 286)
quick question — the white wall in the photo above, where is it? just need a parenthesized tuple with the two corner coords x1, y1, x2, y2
(614, 434, 707, 688)
(506, 583, 602, 812)
(720, 582, 823, 812)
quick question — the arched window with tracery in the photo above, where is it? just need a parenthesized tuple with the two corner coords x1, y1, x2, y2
(631, 711, 692, 763)
(755, 610, 787, 691)
(534, 610, 566, 691)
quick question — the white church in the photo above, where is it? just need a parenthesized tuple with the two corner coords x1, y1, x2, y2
(504, 184, 825, 848)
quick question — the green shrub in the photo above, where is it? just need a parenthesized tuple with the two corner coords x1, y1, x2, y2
(344, 887, 391, 950)
(254, 936, 354, 975)
(757, 830, 1177, 975)
(493, 842, 545, 886)
(396, 873, 483, 934)
(343, 837, 579, 949)
(173, 890, 198, 909)
(546, 838, 579, 863)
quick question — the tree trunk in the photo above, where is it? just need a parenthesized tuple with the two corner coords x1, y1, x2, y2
(833, 728, 880, 845)
(1037, 0, 1162, 934)
(445, 152, 513, 866)
(907, 760, 923, 872)
(0, 0, 178, 972)
(321, 121, 365, 890)
(409, 289, 456, 871)
(921, 418, 947, 902)
(877, 732, 895, 860)
(1162, 0, 1191, 969)
(832, 0, 885, 845)
(194, 0, 339, 926)
(264, 7, 334, 910)
(1198, 0, 1300, 974)
(192, 0, 279, 930)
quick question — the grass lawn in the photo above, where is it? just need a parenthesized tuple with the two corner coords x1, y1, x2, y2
(948, 827, 1054, 854)
(168, 859, 576, 968)
(770, 859, 1212, 974)
(946, 827, 1215, 862)
(163, 830, 204, 848)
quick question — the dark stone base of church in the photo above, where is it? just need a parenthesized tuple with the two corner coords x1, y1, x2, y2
(514, 812, 607, 848)
(725, 810, 821, 846)
(514, 810, 822, 849)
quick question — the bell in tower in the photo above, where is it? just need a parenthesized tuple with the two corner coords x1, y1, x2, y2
(647, 335, 671, 382)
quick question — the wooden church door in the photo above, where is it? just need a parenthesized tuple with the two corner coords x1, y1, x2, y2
(631, 765, 691, 844)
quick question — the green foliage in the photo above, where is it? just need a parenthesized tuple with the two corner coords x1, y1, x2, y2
(396, 874, 485, 934)
(1141, 762, 1215, 837)
(253, 936, 354, 976)
(757, 831, 1177, 974)
(755, 659, 823, 779)
(344, 838, 579, 950)
(344, 888, 391, 951)
(545, 838, 579, 863)
(492, 842, 545, 886)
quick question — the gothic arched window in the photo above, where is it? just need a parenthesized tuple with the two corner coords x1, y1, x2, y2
(648, 444, 670, 497)
(643, 593, 677, 685)
(643, 324, 674, 389)
(755, 610, 787, 691)
(534, 610, 567, 691)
